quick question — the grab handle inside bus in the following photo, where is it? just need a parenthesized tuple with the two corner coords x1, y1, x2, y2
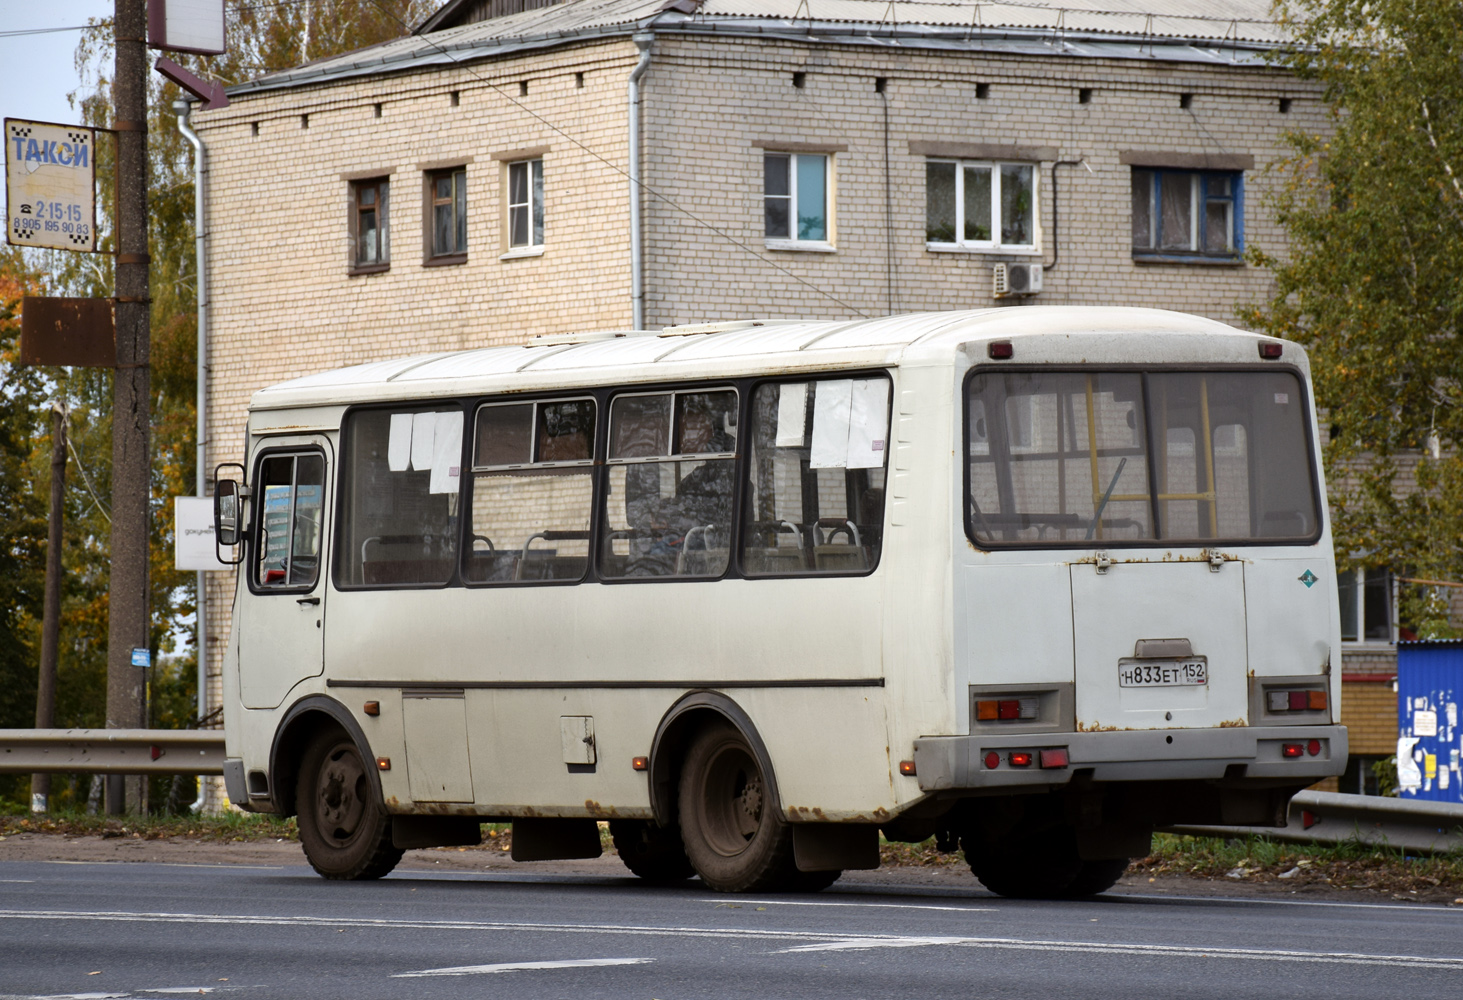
(1086, 457, 1128, 541)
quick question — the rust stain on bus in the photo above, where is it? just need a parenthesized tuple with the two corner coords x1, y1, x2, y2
(1217, 718, 1247, 728)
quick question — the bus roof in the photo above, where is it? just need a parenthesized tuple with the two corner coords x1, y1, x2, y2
(249, 307, 1286, 411)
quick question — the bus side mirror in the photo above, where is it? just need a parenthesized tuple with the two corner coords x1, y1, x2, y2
(214, 462, 247, 565)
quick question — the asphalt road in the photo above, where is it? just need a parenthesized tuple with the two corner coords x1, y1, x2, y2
(1, 859, 1460, 999)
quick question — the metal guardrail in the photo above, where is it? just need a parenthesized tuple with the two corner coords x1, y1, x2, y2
(1166, 790, 1463, 854)
(0, 729, 226, 775)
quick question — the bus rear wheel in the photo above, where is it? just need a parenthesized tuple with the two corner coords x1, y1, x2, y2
(609, 819, 695, 883)
(295, 732, 403, 880)
(678, 722, 801, 893)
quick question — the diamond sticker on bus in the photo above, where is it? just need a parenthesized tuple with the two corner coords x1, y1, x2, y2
(1118, 658, 1209, 688)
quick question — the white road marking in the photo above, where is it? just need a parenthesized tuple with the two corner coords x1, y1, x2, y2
(776, 934, 1463, 970)
(394, 957, 652, 978)
(1115, 891, 1463, 915)
(35, 862, 285, 872)
(0, 879, 36, 883)
(710, 898, 995, 914)
(1, 908, 1458, 972)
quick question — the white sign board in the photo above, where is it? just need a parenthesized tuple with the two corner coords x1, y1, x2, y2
(5, 120, 97, 252)
(148, 0, 227, 56)
(175, 496, 229, 571)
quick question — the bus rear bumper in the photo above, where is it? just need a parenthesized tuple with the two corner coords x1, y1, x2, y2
(912, 724, 1348, 791)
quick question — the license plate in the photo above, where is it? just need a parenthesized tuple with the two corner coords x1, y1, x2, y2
(1118, 658, 1208, 688)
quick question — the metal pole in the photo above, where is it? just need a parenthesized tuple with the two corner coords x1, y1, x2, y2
(107, 0, 151, 815)
(31, 403, 67, 814)
(175, 99, 209, 813)
(627, 34, 653, 331)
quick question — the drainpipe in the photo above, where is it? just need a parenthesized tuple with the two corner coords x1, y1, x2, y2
(175, 98, 210, 814)
(628, 33, 654, 330)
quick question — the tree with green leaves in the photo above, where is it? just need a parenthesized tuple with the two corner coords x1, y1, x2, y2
(1242, 0, 1463, 636)
(0, 3, 435, 811)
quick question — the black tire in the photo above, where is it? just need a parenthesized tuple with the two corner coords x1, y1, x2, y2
(678, 721, 799, 892)
(295, 731, 403, 880)
(962, 825, 1084, 900)
(1065, 858, 1130, 897)
(610, 819, 695, 884)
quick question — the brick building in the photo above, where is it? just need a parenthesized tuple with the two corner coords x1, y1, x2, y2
(192, 0, 1403, 805)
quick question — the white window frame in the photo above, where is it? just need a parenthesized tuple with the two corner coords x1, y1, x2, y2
(503, 158, 544, 258)
(1338, 567, 1396, 646)
(925, 159, 1040, 255)
(764, 152, 835, 252)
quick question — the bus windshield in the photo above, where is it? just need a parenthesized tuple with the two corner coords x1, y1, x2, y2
(966, 368, 1319, 546)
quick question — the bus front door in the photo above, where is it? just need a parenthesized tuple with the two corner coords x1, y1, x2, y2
(239, 441, 331, 710)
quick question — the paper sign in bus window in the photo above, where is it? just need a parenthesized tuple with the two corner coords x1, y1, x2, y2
(810, 379, 890, 469)
(430, 414, 462, 495)
(810, 380, 853, 468)
(847, 379, 889, 469)
(411, 412, 437, 471)
(387, 413, 413, 472)
(775, 383, 808, 447)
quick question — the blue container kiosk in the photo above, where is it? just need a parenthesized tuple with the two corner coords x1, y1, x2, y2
(1396, 640, 1463, 803)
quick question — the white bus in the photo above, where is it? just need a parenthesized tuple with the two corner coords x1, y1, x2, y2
(214, 307, 1345, 898)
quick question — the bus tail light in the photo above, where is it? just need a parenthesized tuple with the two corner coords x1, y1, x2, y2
(631, 756, 648, 771)
(1265, 688, 1327, 713)
(1281, 743, 1304, 759)
(899, 760, 917, 776)
(1307, 739, 1322, 757)
(1039, 748, 1069, 769)
(976, 699, 1039, 721)
(1259, 342, 1283, 359)
(1008, 751, 1033, 767)
(984, 752, 1001, 769)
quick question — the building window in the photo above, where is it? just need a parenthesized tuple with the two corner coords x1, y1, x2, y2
(429, 167, 467, 258)
(351, 178, 389, 269)
(1339, 568, 1393, 643)
(1131, 168, 1241, 259)
(925, 160, 1036, 251)
(764, 153, 829, 245)
(507, 158, 544, 250)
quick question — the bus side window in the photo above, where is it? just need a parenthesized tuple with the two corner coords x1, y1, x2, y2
(335, 407, 461, 588)
(741, 377, 889, 576)
(600, 389, 737, 579)
(254, 452, 325, 589)
(464, 398, 595, 585)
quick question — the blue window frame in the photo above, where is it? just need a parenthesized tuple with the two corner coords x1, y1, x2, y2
(1131, 168, 1242, 260)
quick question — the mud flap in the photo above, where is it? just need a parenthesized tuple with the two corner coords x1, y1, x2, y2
(391, 815, 482, 850)
(792, 824, 880, 872)
(510, 817, 604, 861)
(1075, 825, 1152, 861)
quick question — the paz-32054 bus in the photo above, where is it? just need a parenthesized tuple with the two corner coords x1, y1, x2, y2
(213, 307, 1345, 898)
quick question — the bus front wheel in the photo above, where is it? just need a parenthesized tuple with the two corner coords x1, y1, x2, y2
(295, 732, 404, 880)
(678, 722, 800, 892)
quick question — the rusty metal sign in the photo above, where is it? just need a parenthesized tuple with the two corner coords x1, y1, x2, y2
(20, 297, 115, 367)
(5, 119, 98, 252)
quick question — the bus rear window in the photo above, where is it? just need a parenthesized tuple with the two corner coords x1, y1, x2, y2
(966, 369, 1318, 546)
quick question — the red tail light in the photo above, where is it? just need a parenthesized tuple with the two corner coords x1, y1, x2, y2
(984, 751, 1001, 770)
(1281, 743, 1304, 759)
(1039, 748, 1069, 769)
(1259, 342, 1283, 359)
(1008, 751, 1033, 767)
(1288, 691, 1308, 711)
(1307, 739, 1322, 757)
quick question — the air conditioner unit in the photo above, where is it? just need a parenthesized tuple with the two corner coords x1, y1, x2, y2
(993, 262, 1043, 298)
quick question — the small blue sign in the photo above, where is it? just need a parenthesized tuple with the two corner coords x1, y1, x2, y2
(1298, 570, 1318, 588)
(131, 647, 150, 669)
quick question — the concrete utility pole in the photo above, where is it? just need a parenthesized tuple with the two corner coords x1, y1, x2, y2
(107, 0, 151, 815)
(31, 404, 67, 814)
